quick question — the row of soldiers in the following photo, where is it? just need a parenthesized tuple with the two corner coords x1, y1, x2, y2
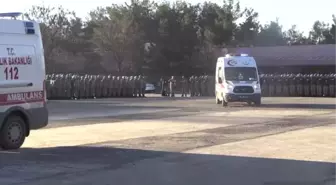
(160, 75, 215, 97)
(260, 73, 336, 97)
(46, 74, 147, 100)
(161, 74, 336, 98)
(45, 73, 336, 99)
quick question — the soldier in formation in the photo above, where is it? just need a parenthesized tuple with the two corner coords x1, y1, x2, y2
(159, 75, 215, 98)
(168, 76, 176, 97)
(45, 73, 336, 99)
(259, 73, 336, 97)
(46, 74, 148, 100)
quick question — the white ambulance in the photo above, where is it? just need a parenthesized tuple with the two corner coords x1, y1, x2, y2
(215, 53, 261, 107)
(0, 12, 48, 150)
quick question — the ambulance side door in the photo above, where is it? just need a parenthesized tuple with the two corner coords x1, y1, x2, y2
(0, 44, 43, 107)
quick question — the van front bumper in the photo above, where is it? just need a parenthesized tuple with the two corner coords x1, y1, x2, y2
(224, 93, 261, 102)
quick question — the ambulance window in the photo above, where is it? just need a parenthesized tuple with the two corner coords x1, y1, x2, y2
(225, 67, 257, 81)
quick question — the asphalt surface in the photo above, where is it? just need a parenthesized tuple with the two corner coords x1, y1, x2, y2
(0, 95, 335, 185)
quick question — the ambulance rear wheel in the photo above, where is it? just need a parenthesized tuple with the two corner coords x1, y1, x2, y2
(0, 115, 26, 150)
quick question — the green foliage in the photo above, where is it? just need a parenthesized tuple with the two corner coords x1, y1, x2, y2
(25, 1, 335, 74)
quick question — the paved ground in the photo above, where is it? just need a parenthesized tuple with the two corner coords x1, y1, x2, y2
(0, 96, 335, 185)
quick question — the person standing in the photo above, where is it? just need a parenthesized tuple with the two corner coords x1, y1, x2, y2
(181, 76, 188, 97)
(169, 76, 176, 97)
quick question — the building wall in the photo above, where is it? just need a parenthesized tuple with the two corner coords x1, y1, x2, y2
(215, 45, 336, 67)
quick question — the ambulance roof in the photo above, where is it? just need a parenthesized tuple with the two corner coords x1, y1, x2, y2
(218, 54, 257, 68)
(0, 12, 39, 35)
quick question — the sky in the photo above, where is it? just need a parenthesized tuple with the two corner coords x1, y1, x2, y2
(1, 0, 335, 35)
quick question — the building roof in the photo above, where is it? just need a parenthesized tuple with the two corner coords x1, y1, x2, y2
(216, 45, 336, 66)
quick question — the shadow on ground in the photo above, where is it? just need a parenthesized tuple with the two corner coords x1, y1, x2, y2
(1, 146, 335, 185)
(261, 103, 336, 110)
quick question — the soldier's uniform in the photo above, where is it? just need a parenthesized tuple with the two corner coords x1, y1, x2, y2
(203, 75, 209, 96)
(296, 74, 304, 97)
(160, 77, 166, 96)
(135, 76, 141, 97)
(189, 76, 195, 97)
(194, 76, 200, 96)
(268, 75, 275, 97)
(260, 74, 268, 97)
(181, 76, 188, 97)
(303, 74, 310, 97)
(322, 74, 329, 97)
(168, 76, 176, 97)
(200, 76, 206, 96)
(329, 74, 335, 97)
(140, 76, 146, 97)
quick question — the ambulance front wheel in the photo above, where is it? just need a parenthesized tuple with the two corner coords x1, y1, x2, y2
(0, 114, 27, 150)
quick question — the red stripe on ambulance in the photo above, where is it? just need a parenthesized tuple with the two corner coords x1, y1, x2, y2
(0, 91, 44, 105)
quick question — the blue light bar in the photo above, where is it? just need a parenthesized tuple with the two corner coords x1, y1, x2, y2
(23, 21, 35, 34)
(225, 53, 249, 57)
(24, 21, 34, 28)
(0, 12, 22, 18)
(26, 28, 35, 34)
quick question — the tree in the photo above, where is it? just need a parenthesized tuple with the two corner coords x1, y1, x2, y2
(198, 0, 241, 47)
(284, 25, 310, 45)
(25, 6, 90, 72)
(25, 5, 77, 71)
(256, 19, 286, 46)
(309, 20, 333, 44)
(26, 1, 335, 75)
(124, 0, 156, 74)
(91, 5, 141, 73)
(234, 8, 260, 47)
(149, 1, 200, 75)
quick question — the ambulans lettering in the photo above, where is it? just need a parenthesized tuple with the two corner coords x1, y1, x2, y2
(0, 56, 32, 65)
(6, 91, 43, 102)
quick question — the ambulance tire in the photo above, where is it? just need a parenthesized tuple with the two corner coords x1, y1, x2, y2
(0, 114, 27, 150)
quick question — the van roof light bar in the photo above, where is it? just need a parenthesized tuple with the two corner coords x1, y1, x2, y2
(225, 53, 249, 57)
(0, 12, 23, 20)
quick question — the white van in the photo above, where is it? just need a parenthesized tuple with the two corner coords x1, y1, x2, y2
(0, 12, 48, 150)
(215, 53, 261, 107)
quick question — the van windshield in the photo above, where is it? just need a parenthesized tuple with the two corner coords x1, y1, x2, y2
(225, 67, 257, 81)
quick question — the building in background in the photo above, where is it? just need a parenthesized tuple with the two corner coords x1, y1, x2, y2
(216, 45, 336, 74)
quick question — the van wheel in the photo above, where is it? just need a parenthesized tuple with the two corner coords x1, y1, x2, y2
(247, 101, 252, 106)
(0, 115, 26, 150)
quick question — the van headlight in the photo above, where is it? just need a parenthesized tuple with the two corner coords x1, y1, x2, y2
(253, 84, 260, 90)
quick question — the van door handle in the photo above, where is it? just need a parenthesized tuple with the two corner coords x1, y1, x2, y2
(0, 82, 34, 88)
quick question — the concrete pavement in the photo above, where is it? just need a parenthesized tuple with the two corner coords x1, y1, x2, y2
(0, 97, 335, 185)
